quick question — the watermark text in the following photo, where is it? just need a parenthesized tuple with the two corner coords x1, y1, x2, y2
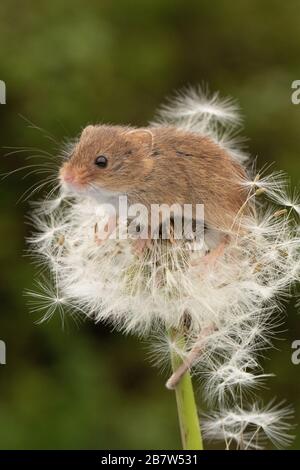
(0, 340, 6, 365)
(291, 340, 300, 365)
(291, 80, 300, 104)
(0, 80, 6, 104)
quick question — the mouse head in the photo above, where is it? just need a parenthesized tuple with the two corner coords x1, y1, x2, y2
(59, 125, 154, 195)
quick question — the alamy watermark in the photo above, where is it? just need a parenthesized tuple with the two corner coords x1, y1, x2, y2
(0, 80, 6, 104)
(291, 80, 300, 104)
(0, 340, 6, 365)
(291, 340, 300, 365)
(92, 196, 205, 249)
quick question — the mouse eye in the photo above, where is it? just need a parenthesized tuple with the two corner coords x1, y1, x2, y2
(95, 155, 108, 168)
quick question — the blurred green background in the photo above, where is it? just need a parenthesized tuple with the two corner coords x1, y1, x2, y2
(0, 0, 299, 450)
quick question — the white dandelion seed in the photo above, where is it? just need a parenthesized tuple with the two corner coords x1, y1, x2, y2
(156, 85, 242, 128)
(25, 276, 81, 325)
(202, 401, 294, 449)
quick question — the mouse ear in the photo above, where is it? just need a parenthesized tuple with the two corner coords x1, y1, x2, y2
(125, 129, 153, 152)
(81, 125, 94, 138)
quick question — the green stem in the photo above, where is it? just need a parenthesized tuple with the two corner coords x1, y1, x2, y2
(169, 329, 203, 450)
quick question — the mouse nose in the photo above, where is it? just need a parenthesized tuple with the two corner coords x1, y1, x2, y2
(60, 166, 75, 183)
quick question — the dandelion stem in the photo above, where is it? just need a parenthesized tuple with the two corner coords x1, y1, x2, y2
(169, 329, 203, 450)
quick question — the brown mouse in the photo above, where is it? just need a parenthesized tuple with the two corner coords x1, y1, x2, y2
(59, 124, 248, 255)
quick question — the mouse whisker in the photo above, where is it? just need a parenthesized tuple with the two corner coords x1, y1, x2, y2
(23, 155, 62, 168)
(3, 146, 55, 158)
(1, 162, 59, 181)
(18, 115, 60, 146)
(17, 175, 59, 203)
(43, 183, 62, 201)
(1, 164, 52, 180)
(21, 168, 58, 180)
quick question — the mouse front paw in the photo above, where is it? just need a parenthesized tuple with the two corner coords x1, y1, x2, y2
(132, 238, 152, 256)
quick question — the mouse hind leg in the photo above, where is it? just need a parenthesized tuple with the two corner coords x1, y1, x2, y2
(202, 233, 230, 266)
(190, 225, 231, 267)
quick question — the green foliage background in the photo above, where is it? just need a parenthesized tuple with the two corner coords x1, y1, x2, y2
(0, 0, 299, 449)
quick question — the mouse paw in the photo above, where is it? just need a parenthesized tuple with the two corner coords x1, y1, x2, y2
(94, 218, 116, 246)
(132, 238, 152, 256)
(191, 235, 230, 268)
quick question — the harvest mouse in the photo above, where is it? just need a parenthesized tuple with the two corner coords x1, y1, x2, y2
(59, 124, 248, 256)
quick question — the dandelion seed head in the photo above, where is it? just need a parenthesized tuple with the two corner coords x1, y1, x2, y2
(25, 86, 300, 449)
